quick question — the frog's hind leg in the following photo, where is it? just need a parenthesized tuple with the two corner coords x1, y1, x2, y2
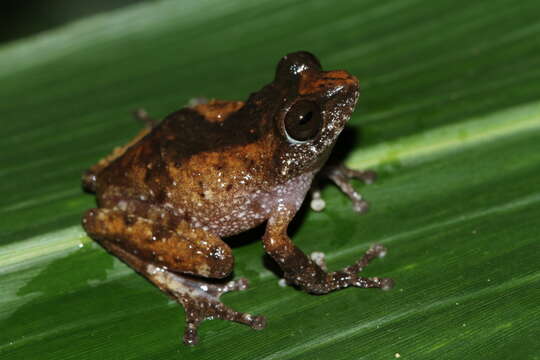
(148, 264, 266, 345)
(82, 208, 266, 345)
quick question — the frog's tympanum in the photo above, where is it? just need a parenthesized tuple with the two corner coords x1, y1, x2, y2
(82, 51, 393, 345)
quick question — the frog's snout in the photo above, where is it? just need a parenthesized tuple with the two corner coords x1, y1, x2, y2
(322, 70, 359, 96)
(298, 69, 359, 99)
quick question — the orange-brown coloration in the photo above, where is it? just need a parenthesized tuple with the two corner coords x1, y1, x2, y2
(192, 99, 245, 123)
(298, 70, 359, 95)
(82, 126, 151, 192)
(82, 51, 392, 346)
(83, 208, 232, 278)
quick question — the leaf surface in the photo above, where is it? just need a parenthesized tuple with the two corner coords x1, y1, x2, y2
(1, 1, 539, 359)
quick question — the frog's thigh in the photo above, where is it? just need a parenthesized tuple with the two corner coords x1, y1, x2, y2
(82, 208, 233, 278)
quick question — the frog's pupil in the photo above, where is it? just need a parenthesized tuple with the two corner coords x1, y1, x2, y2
(299, 112, 313, 125)
(284, 101, 322, 142)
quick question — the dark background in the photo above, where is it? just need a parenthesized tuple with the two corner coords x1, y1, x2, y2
(0, 0, 147, 44)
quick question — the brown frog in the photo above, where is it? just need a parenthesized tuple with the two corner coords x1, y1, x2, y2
(82, 51, 393, 345)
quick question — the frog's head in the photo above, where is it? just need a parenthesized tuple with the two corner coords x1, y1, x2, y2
(271, 51, 360, 179)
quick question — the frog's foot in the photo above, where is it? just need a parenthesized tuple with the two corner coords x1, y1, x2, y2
(133, 108, 158, 128)
(83, 207, 265, 346)
(147, 265, 267, 345)
(280, 251, 328, 287)
(187, 97, 209, 108)
(275, 243, 393, 294)
(299, 244, 393, 293)
(296, 244, 393, 294)
(312, 164, 377, 214)
(334, 244, 394, 291)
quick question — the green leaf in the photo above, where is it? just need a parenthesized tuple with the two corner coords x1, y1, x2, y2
(1, 0, 539, 359)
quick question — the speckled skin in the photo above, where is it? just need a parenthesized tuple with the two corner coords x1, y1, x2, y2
(82, 51, 393, 346)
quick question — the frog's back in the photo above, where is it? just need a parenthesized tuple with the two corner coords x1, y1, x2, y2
(94, 101, 277, 210)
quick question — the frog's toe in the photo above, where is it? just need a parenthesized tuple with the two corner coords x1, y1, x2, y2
(183, 323, 200, 346)
(348, 169, 377, 184)
(368, 243, 387, 258)
(234, 311, 267, 330)
(352, 199, 369, 213)
(181, 297, 267, 345)
(310, 188, 326, 212)
(151, 270, 265, 345)
(132, 108, 157, 128)
(339, 244, 393, 290)
(310, 197, 326, 212)
(351, 276, 394, 290)
(249, 314, 267, 330)
(380, 277, 395, 291)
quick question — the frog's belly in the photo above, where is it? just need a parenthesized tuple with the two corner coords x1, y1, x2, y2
(180, 173, 314, 238)
(180, 192, 275, 238)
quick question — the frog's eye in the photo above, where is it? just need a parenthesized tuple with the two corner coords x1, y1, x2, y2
(275, 51, 322, 81)
(284, 100, 322, 143)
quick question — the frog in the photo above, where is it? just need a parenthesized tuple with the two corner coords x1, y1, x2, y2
(81, 51, 394, 346)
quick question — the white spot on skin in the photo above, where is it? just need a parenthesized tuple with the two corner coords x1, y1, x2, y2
(204, 189, 214, 200)
(118, 200, 127, 211)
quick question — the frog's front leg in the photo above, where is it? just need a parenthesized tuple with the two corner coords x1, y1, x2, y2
(263, 209, 393, 294)
(82, 208, 266, 345)
(311, 164, 377, 214)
